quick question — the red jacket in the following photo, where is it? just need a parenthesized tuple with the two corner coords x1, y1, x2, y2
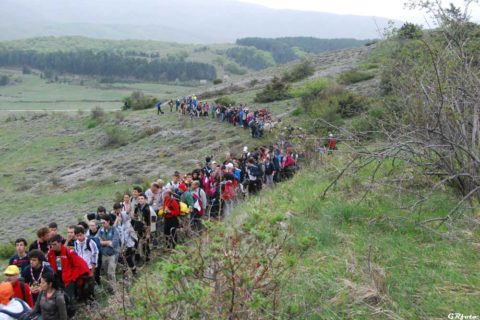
(163, 197, 180, 218)
(47, 245, 90, 286)
(13, 280, 34, 307)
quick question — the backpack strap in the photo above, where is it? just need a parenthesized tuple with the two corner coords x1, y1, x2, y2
(19, 278, 26, 302)
(0, 298, 30, 316)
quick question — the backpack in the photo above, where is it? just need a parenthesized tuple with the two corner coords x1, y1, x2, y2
(60, 290, 76, 318)
(0, 298, 31, 320)
(250, 164, 263, 178)
(179, 202, 190, 215)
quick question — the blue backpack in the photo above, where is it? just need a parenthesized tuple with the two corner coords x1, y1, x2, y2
(0, 298, 32, 319)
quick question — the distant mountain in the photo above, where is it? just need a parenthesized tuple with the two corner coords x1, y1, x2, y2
(0, 0, 399, 43)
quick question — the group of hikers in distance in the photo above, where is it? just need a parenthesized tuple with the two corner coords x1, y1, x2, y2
(157, 95, 276, 138)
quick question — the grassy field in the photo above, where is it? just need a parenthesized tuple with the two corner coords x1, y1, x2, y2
(0, 68, 202, 112)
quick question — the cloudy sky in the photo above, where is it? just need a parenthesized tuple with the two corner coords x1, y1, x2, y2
(237, 0, 480, 24)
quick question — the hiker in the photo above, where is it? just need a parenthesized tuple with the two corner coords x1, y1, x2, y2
(29, 227, 50, 255)
(0, 282, 31, 320)
(30, 272, 68, 320)
(162, 190, 180, 249)
(86, 220, 102, 285)
(156, 101, 164, 115)
(65, 225, 76, 250)
(120, 194, 132, 214)
(175, 99, 180, 112)
(21, 250, 53, 303)
(145, 182, 162, 212)
(3, 265, 34, 307)
(129, 186, 143, 219)
(164, 171, 181, 199)
(328, 133, 336, 154)
(47, 234, 90, 300)
(98, 216, 120, 282)
(73, 226, 97, 303)
(264, 153, 276, 187)
(8, 238, 29, 273)
(134, 194, 152, 262)
(73, 226, 98, 279)
(115, 211, 138, 278)
(168, 99, 174, 112)
(221, 164, 236, 218)
(246, 158, 261, 195)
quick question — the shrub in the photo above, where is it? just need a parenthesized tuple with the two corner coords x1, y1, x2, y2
(282, 59, 315, 82)
(225, 62, 247, 75)
(254, 76, 292, 103)
(215, 96, 236, 106)
(0, 242, 15, 259)
(114, 111, 125, 122)
(22, 66, 32, 74)
(292, 78, 336, 99)
(103, 125, 128, 147)
(335, 92, 369, 118)
(0, 75, 9, 86)
(90, 106, 105, 122)
(291, 107, 304, 116)
(86, 120, 97, 129)
(338, 69, 375, 85)
(213, 78, 223, 85)
(123, 91, 157, 111)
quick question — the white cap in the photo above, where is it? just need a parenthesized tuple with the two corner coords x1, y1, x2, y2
(243, 146, 248, 152)
(226, 163, 234, 169)
(329, 133, 333, 137)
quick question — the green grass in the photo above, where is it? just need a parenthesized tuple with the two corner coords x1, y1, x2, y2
(241, 167, 479, 318)
(0, 68, 199, 112)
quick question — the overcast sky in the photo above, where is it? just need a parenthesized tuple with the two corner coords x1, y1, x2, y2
(237, 0, 480, 25)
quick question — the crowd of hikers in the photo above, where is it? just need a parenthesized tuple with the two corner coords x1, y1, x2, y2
(159, 96, 276, 138)
(0, 93, 340, 319)
(0, 141, 301, 319)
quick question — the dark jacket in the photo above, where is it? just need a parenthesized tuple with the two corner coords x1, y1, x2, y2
(32, 290, 68, 320)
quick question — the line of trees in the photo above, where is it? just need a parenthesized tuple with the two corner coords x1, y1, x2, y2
(226, 47, 275, 70)
(0, 49, 217, 81)
(236, 37, 370, 64)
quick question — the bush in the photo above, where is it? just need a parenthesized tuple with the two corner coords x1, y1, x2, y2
(90, 107, 105, 122)
(254, 76, 292, 103)
(338, 69, 375, 85)
(291, 107, 304, 116)
(86, 120, 97, 129)
(215, 96, 236, 106)
(225, 62, 247, 75)
(292, 78, 336, 99)
(0, 75, 9, 86)
(22, 66, 32, 74)
(0, 242, 15, 259)
(282, 59, 315, 82)
(123, 91, 157, 111)
(335, 92, 369, 118)
(213, 78, 223, 85)
(103, 125, 128, 147)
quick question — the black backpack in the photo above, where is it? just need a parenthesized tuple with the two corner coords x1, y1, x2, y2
(0, 298, 31, 319)
(61, 290, 76, 318)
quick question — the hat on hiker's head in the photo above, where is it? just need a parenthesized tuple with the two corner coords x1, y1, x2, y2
(3, 265, 19, 276)
(329, 133, 333, 137)
(156, 179, 164, 186)
(243, 146, 248, 153)
(0, 282, 14, 305)
(178, 183, 188, 192)
(226, 163, 234, 169)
